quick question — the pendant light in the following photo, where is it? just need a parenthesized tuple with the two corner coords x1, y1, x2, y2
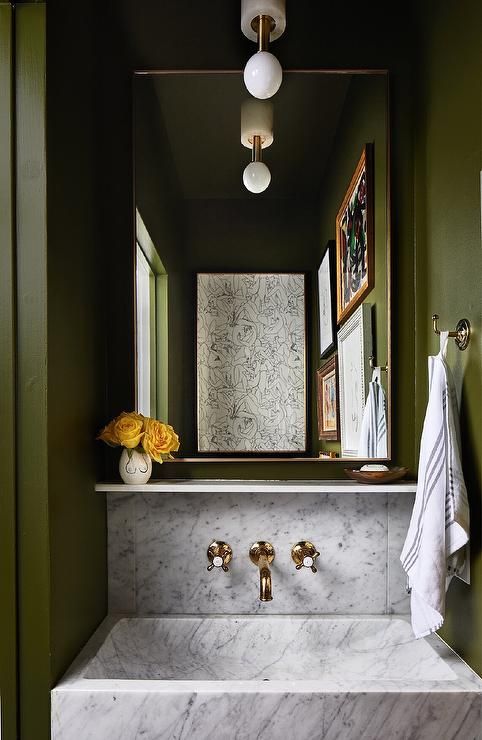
(241, 98, 273, 193)
(241, 0, 286, 99)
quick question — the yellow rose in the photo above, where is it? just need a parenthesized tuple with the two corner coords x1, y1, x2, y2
(142, 419, 180, 462)
(114, 411, 145, 449)
(97, 419, 119, 447)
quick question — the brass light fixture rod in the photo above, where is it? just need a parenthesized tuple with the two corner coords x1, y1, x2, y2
(432, 314, 471, 351)
(252, 134, 262, 162)
(251, 14, 276, 51)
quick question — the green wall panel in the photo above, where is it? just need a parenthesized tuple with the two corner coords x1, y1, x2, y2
(0, 5, 17, 738)
(46, 0, 107, 686)
(414, 0, 482, 676)
(14, 4, 109, 739)
(15, 5, 51, 738)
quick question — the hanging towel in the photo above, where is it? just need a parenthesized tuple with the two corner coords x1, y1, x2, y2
(357, 367, 388, 457)
(400, 331, 470, 639)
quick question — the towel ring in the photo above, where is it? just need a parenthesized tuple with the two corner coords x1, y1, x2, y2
(432, 314, 471, 351)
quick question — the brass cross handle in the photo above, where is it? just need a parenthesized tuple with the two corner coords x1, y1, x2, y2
(207, 541, 233, 572)
(291, 541, 320, 573)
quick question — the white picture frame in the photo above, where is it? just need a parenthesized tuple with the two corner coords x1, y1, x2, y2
(317, 241, 336, 358)
(196, 273, 307, 453)
(337, 304, 373, 456)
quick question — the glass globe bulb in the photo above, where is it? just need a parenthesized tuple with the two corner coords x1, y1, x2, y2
(243, 51, 283, 100)
(243, 161, 271, 193)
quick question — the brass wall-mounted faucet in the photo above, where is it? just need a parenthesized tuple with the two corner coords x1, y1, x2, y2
(291, 541, 320, 573)
(207, 541, 233, 572)
(249, 541, 275, 601)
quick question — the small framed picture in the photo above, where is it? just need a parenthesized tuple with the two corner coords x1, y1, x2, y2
(336, 145, 374, 324)
(316, 354, 339, 440)
(337, 303, 373, 456)
(317, 241, 336, 358)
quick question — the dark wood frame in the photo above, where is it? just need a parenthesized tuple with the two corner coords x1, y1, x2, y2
(316, 354, 340, 441)
(335, 144, 374, 325)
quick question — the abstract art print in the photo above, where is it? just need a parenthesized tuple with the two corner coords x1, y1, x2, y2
(316, 354, 339, 440)
(337, 304, 373, 456)
(317, 241, 336, 358)
(336, 145, 374, 324)
(196, 273, 306, 453)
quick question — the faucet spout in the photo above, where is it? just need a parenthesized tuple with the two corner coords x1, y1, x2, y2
(249, 542, 275, 602)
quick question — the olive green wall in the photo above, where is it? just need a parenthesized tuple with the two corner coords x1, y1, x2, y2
(0, 5, 17, 738)
(317, 74, 388, 457)
(47, 0, 107, 686)
(11, 3, 108, 739)
(15, 7, 51, 738)
(413, 0, 482, 676)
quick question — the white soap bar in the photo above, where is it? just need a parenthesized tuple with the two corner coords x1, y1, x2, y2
(360, 464, 389, 472)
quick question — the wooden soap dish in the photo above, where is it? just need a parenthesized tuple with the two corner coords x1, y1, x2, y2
(344, 467, 409, 484)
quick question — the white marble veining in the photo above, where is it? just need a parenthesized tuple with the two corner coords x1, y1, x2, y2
(107, 494, 136, 613)
(388, 491, 415, 613)
(107, 491, 413, 615)
(85, 616, 455, 681)
(139, 491, 387, 614)
(52, 615, 482, 740)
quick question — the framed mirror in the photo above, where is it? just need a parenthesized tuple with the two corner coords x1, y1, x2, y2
(133, 70, 390, 461)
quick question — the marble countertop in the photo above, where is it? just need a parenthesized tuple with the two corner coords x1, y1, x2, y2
(96, 479, 417, 494)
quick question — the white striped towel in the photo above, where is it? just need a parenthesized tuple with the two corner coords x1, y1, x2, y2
(357, 367, 388, 458)
(400, 331, 470, 638)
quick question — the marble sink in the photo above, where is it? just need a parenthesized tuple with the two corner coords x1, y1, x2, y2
(52, 615, 482, 739)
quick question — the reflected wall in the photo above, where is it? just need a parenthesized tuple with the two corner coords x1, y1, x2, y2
(134, 71, 389, 460)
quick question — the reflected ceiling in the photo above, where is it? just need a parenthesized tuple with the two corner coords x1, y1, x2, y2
(140, 73, 352, 199)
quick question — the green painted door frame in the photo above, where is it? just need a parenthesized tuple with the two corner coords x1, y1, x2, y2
(0, 4, 17, 738)
(15, 4, 51, 739)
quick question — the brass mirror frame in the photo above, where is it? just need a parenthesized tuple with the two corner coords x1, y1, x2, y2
(132, 68, 391, 463)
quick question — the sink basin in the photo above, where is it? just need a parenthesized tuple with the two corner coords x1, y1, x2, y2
(52, 615, 482, 739)
(85, 615, 456, 682)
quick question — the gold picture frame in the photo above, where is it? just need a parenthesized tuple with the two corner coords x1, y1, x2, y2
(316, 354, 339, 441)
(335, 145, 374, 324)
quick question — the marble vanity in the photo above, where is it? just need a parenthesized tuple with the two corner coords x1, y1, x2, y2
(52, 614, 482, 739)
(51, 481, 482, 739)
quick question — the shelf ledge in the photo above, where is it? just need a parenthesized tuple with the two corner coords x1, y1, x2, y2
(95, 479, 417, 494)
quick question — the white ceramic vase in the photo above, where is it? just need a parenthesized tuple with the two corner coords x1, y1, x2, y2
(119, 447, 152, 485)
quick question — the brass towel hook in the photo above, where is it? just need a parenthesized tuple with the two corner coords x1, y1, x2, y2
(432, 314, 471, 351)
(368, 356, 388, 372)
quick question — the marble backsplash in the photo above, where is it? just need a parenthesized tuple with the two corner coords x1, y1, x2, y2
(107, 490, 414, 615)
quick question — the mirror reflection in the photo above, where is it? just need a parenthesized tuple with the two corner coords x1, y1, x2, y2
(134, 71, 390, 460)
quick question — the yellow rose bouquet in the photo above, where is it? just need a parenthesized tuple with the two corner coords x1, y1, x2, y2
(97, 412, 180, 483)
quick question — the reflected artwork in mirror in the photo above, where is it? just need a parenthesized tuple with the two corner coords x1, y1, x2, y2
(197, 272, 306, 454)
(133, 70, 390, 461)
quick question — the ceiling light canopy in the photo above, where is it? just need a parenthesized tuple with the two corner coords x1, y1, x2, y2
(241, 0, 286, 100)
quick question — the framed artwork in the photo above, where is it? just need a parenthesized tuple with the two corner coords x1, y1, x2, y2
(337, 304, 373, 456)
(317, 241, 336, 358)
(316, 354, 339, 440)
(335, 145, 374, 324)
(196, 273, 307, 453)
